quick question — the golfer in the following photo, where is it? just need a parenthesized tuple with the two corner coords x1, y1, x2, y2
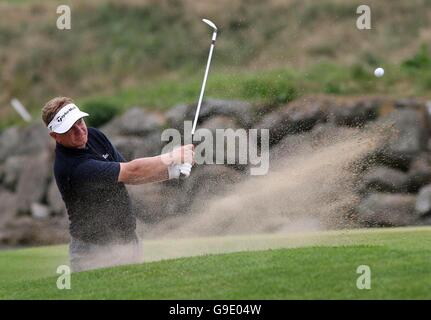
(42, 97, 194, 272)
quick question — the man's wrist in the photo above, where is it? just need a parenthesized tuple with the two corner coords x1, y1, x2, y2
(167, 164, 181, 179)
(160, 151, 174, 166)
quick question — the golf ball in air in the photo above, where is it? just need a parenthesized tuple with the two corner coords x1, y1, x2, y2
(374, 67, 384, 77)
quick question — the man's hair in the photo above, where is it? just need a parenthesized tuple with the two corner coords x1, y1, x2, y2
(41, 96, 74, 126)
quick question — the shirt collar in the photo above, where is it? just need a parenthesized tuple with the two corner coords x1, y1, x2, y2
(56, 142, 90, 155)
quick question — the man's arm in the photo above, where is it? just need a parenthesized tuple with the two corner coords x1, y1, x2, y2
(118, 144, 194, 185)
(118, 155, 169, 185)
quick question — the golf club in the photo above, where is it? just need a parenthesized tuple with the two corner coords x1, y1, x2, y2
(180, 18, 218, 177)
(191, 18, 218, 136)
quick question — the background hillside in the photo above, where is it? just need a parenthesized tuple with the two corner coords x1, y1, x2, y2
(1, 0, 431, 129)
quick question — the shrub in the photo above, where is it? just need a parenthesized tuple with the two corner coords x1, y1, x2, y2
(402, 44, 431, 70)
(241, 77, 297, 105)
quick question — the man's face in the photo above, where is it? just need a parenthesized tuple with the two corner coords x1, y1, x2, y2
(50, 118, 88, 149)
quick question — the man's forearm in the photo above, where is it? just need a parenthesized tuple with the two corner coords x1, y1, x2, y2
(119, 155, 169, 185)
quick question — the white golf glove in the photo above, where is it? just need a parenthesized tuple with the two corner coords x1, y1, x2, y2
(179, 163, 192, 177)
(168, 163, 192, 179)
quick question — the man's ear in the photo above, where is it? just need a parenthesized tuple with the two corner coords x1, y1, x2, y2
(49, 132, 58, 141)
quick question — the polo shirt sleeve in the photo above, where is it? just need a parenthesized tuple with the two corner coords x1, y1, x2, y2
(72, 159, 120, 185)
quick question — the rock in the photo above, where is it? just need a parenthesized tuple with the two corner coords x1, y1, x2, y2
(0, 216, 69, 246)
(31, 203, 51, 219)
(420, 215, 431, 225)
(102, 107, 165, 137)
(357, 193, 417, 226)
(0, 124, 51, 163)
(376, 109, 427, 170)
(131, 131, 163, 159)
(166, 103, 189, 129)
(167, 99, 254, 130)
(15, 153, 50, 215)
(120, 107, 165, 136)
(200, 115, 239, 132)
(0, 126, 20, 163)
(0, 188, 17, 227)
(111, 132, 163, 161)
(407, 154, 431, 192)
(333, 99, 380, 127)
(360, 166, 409, 194)
(198, 99, 254, 128)
(415, 184, 431, 217)
(256, 98, 327, 145)
(18, 123, 51, 156)
(394, 98, 423, 109)
(196, 116, 247, 168)
(47, 181, 66, 216)
(2, 156, 28, 192)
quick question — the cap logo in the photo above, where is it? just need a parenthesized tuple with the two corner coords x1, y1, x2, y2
(56, 105, 76, 123)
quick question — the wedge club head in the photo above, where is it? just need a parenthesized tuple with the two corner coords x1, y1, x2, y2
(202, 18, 218, 31)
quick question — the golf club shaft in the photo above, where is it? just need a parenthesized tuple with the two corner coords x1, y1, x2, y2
(191, 32, 217, 136)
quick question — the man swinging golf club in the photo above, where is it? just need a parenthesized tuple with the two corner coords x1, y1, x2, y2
(42, 97, 194, 272)
(42, 18, 217, 272)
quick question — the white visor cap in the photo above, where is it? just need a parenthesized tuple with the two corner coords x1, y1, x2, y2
(47, 103, 89, 134)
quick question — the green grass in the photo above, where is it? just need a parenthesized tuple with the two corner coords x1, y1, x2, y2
(4, 0, 431, 132)
(74, 59, 428, 115)
(0, 60, 409, 132)
(0, 227, 430, 299)
(78, 67, 300, 112)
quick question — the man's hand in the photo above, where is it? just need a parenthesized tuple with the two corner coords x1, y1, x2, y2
(161, 144, 195, 166)
(164, 145, 195, 179)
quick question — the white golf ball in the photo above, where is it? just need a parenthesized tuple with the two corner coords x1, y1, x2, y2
(374, 67, 384, 77)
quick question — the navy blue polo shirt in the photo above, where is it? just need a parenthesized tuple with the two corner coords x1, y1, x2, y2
(53, 127, 136, 245)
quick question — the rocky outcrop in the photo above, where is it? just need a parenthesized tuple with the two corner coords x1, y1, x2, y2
(0, 216, 69, 246)
(357, 193, 417, 226)
(360, 166, 409, 194)
(166, 99, 254, 129)
(0, 188, 17, 227)
(2, 156, 28, 192)
(47, 180, 66, 216)
(0, 127, 21, 163)
(256, 97, 328, 145)
(407, 153, 431, 192)
(332, 98, 380, 127)
(415, 184, 431, 217)
(376, 109, 427, 170)
(1, 95, 431, 246)
(0, 124, 51, 162)
(102, 107, 165, 137)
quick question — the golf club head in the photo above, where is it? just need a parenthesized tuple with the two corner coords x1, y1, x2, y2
(202, 19, 218, 31)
